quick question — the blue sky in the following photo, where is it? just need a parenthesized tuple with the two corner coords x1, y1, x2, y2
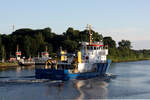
(0, 0, 150, 49)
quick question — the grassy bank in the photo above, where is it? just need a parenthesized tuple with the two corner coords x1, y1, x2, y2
(0, 62, 18, 67)
(109, 56, 150, 63)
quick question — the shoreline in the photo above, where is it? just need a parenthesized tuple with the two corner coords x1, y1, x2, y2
(0, 58, 150, 68)
(111, 58, 150, 63)
(0, 62, 19, 68)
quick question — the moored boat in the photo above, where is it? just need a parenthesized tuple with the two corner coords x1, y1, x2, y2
(34, 47, 52, 65)
(18, 59, 35, 66)
(15, 45, 35, 66)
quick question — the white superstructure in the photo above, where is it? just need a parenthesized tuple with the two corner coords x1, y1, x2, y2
(80, 42, 108, 63)
(77, 25, 109, 72)
(77, 42, 108, 72)
(34, 46, 51, 64)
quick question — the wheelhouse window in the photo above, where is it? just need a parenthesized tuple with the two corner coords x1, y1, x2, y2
(87, 46, 94, 50)
(90, 46, 93, 50)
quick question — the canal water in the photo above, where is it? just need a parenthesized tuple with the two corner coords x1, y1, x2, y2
(0, 60, 150, 99)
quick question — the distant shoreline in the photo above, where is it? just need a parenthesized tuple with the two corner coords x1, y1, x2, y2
(0, 58, 150, 68)
(111, 58, 150, 63)
(0, 62, 18, 68)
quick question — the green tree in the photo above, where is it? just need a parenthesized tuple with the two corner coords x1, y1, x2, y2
(63, 27, 80, 41)
(62, 39, 78, 53)
(92, 32, 103, 41)
(103, 37, 116, 48)
(34, 32, 45, 54)
(23, 36, 32, 58)
(0, 34, 1, 45)
(78, 30, 89, 42)
(0, 35, 2, 60)
(0, 27, 149, 62)
(117, 40, 132, 59)
(1, 45, 6, 62)
(118, 40, 131, 49)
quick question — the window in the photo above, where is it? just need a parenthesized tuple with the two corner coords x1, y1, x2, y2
(90, 46, 93, 50)
(89, 46, 91, 50)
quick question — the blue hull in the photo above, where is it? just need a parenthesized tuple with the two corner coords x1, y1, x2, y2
(35, 60, 111, 80)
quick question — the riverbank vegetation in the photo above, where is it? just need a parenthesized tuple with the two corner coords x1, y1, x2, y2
(0, 62, 18, 67)
(0, 27, 150, 62)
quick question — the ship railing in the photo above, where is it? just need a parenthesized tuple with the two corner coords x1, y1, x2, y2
(24, 61, 35, 63)
(100, 60, 107, 63)
(81, 60, 88, 63)
(80, 59, 107, 63)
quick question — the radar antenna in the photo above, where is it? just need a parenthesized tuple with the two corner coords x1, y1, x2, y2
(86, 24, 93, 45)
(12, 25, 15, 32)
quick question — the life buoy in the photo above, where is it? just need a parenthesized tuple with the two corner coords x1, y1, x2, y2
(86, 56, 89, 59)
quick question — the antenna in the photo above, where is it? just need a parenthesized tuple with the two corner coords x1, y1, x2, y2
(12, 25, 15, 32)
(46, 46, 48, 52)
(38, 52, 39, 58)
(86, 24, 93, 45)
(17, 45, 19, 52)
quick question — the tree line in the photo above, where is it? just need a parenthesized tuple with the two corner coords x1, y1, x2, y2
(0, 27, 150, 62)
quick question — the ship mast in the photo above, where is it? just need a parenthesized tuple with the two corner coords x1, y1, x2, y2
(46, 46, 48, 52)
(16, 45, 19, 52)
(12, 25, 15, 32)
(87, 24, 93, 45)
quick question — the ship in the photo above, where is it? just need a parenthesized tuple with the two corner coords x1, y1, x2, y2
(35, 25, 111, 80)
(34, 47, 51, 65)
(16, 45, 35, 66)
(18, 47, 50, 66)
(18, 58, 35, 66)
